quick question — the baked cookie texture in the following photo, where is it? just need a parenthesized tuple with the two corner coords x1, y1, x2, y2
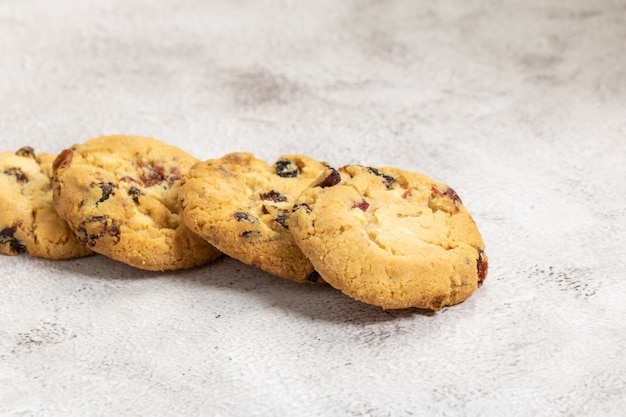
(289, 165, 488, 310)
(178, 152, 328, 283)
(52, 135, 221, 271)
(0, 147, 92, 259)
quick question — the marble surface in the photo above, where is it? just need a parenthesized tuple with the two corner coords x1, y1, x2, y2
(1, 1, 625, 416)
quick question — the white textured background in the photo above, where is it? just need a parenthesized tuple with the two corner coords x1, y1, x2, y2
(1, 1, 625, 416)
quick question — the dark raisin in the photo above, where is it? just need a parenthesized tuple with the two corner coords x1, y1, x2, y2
(92, 182, 115, 205)
(52, 148, 73, 172)
(307, 270, 322, 283)
(16, 147, 35, 158)
(240, 230, 261, 239)
(275, 158, 299, 178)
(292, 203, 312, 214)
(314, 168, 341, 188)
(275, 210, 290, 228)
(4, 167, 28, 185)
(140, 164, 166, 187)
(260, 190, 288, 202)
(0, 225, 26, 254)
(128, 186, 142, 203)
(234, 211, 259, 224)
(76, 216, 120, 247)
(352, 199, 369, 211)
(477, 248, 488, 286)
(366, 167, 396, 189)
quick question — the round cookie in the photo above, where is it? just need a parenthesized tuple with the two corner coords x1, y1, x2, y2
(0, 147, 92, 259)
(178, 152, 328, 283)
(289, 165, 488, 310)
(52, 135, 221, 271)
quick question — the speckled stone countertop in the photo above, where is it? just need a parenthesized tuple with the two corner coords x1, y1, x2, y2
(1, 1, 625, 416)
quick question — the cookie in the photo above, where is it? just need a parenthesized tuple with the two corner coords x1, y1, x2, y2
(0, 146, 92, 259)
(52, 135, 221, 271)
(289, 165, 488, 310)
(178, 152, 328, 283)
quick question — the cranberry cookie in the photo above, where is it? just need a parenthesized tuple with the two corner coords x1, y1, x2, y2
(52, 135, 221, 271)
(289, 165, 488, 310)
(178, 152, 328, 283)
(0, 147, 92, 259)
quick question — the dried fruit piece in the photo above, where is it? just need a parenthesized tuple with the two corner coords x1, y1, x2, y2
(314, 168, 341, 188)
(433, 186, 463, 205)
(0, 225, 26, 254)
(4, 167, 28, 185)
(260, 190, 288, 202)
(477, 248, 488, 286)
(292, 203, 312, 214)
(128, 186, 142, 203)
(234, 211, 259, 224)
(92, 182, 115, 205)
(76, 216, 120, 247)
(52, 148, 73, 171)
(275, 158, 299, 178)
(240, 230, 261, 239)
(365, 167, 397, 189)
(15, 147, 35, 158)
(352, 199, 369, 211)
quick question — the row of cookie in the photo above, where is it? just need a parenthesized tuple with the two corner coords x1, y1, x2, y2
(1, 135, 487, 310)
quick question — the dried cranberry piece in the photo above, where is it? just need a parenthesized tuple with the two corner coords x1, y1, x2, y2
(477, 248, 488, 286)
(4, 167, 28, 185)
(433, 186, 463, 206)
(352, 199, 369, 211)
(76, 216, 120, 247)
(275, 158, 299, 178)
(0, 225, 26, 254)
(16, 147, 35, 158)
(52, 148, 73, 172)
(307, 270, 322, 283)
(91, 182, 115, 205)
(366, 167, 396, 189)
(260, 190, 288, 202)
(314, 168, 341, 188)
(234, 211, 259, 224)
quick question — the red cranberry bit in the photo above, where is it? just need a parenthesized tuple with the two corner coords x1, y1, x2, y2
(16, 147, 35, 158)
(166, 167, 182, 187)
(352, 199, 369, 211)
(4, 167, 29, 185)
(476, 248, 488, 286)
(0, 225, 26, 254)
(275, 158, 300, 178)
(52, 148, 73, 172)
(433, 186, 463, 205)
(402, 189, 412, 199)
(140, 163, 166, 187)
(314, 168, 341, 188)
(260, 190, 288, 202)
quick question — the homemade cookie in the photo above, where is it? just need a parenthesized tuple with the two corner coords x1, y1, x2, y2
(0, 146, 92, 259)
(289, 165, 488, 310)
(178, 152, 328, 283)
(52, 135, 221, 271)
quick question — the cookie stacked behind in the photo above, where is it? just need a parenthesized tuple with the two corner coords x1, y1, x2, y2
(1, 147, 92, 259)
(178, 152, 328, 283)
(51, 135, 222, 271)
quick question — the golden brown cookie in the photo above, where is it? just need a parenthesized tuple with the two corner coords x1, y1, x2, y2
(289, 165, 488, 310)
(0, 146, 92, 259)
(178, 152, 328, 283)
(51, 135, 221, 271)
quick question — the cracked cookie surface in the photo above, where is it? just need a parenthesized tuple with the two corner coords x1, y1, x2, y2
(289, 165, 488, 310)
(0, 147, 92, 259)
(52, 135, 221, 270)
(178, 152, 328, 283)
